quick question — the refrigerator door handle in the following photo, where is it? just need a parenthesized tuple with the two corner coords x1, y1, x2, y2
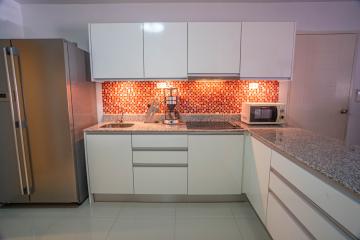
(3, 47, 25, 195)
(8, 47, 32, 196)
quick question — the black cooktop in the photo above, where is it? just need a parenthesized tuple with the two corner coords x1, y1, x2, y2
(186, 121, 242, 130)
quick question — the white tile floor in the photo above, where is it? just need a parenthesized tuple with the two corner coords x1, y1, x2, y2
(0, 201, 271, 240)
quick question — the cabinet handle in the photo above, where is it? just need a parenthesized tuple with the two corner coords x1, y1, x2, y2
(132, 147, 188, 151)
(133, 163, 188, 168)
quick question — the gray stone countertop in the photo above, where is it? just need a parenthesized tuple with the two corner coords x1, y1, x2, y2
(249, 127, 360, 200)
(84, 121, 246, 134)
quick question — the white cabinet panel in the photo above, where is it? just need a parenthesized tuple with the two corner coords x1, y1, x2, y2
(85, 134, 133, 194)
(271, 150, 360, 238)
(188, 22, 241, 74)
(269, 172, 350, 240)
(89, 23, 144, 79)
(134, 167, 187, 194)
(241, 22, 295, 79)
(144, 22, 187, 78)
(243, 136, 271, 223)
(132, 134, 188, 148)
(267, 192, 312, 240)
(133, 151, 187, 164)
(188, 135, 243, 195)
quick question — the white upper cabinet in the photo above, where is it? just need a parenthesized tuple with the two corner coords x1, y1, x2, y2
(188, 22, 242, 75)
(240, 22, 296, 79)
(89, 23, 144, 80)
(144, 22, 187, 79)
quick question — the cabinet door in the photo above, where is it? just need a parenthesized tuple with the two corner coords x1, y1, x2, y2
(243, 136, 271, 223)
(89, 23, 144, 79)
(188, 22, 241, 75)
(188, 135, 243, 194)
(241, 22, 295, 79)
(134, 167, 187, 194)
(144, 22, 187, 78)
(85, 134, 133, 194)
(271, 150, 360, 238)
(269, 172, 350, 240)
(267, 193, 313, 240)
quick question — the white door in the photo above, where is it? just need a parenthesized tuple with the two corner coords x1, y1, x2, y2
(89, 23, 144, 79)
(188, 135, 243, 195)
(188, 22, 241, 75)
(86, 134, 133, 194)
(144, 22, 187, 78)
(243, 136, 272, 224)
(287, 34, 357, 140)
(241, 22, 295, 79)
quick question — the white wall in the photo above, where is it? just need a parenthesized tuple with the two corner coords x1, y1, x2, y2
(21, 1, 360, 50)
(0, 0, 24, 38)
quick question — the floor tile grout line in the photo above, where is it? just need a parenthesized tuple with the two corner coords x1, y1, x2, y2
(230, 205, 247, 240)
(104, 205, 123, 240)
(174, 205, 177, 240)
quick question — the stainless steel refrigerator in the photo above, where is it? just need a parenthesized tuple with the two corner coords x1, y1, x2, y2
(0, 39, 97, 204)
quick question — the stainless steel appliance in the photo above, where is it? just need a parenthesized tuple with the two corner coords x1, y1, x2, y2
(163, 87, 180, 125)
(241, 102, 286, 125)
(0, 39, 97, 204)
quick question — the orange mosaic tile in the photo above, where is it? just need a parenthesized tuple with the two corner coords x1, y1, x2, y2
(102, 80, 279, 114)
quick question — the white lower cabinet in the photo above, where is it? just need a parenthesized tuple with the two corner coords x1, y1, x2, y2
(85, 134, 133, 194)
(267, 192, 312, 240)
(271, 150, 360, 238)
(243, 136, 272, 223)
(269, 172, 351, 240)
(134, 167, 187, 194)
(188, 135, 244, 195)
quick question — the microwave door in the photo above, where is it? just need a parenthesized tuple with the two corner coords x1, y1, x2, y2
(250, 106, 278, 122)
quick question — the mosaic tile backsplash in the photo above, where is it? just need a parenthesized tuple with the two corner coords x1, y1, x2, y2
(102, 80, 279, 114)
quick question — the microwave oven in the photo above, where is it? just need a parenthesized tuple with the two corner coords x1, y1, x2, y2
(241, 102, 286, 125)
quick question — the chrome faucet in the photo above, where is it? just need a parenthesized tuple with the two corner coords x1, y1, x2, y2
(116, 112, 124, 123)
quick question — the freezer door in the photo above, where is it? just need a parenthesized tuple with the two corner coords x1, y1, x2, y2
(0, 40, 31, 203)
(12, 39, 79, 203)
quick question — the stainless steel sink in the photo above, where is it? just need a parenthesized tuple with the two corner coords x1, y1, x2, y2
(100, 123, 134, 128)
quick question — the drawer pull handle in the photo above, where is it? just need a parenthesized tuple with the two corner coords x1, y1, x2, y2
(132, 147, 188, 151)
(133, 163, 188, 168)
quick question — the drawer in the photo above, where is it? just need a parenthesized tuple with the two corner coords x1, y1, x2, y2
(133, 167, 187, 194)
(269, 172, 350, 240)
(132, 134, 187, 148)
(271, 150, 360, 238)
(267, 192, 312, 240)
(133, 151, 187, 165)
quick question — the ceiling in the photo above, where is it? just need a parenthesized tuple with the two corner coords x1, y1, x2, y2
(16, 0, 353, 4)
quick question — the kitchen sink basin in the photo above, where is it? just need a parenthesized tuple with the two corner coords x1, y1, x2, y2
(100, 123, 134, 128)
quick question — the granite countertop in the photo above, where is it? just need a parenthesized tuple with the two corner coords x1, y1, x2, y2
(84, 121, 246, 134)
(249, 128, 360, 200)
(84, 122, 360, 200)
